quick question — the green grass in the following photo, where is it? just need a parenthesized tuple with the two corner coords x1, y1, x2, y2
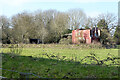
(2, 47, 118, 61)
(1, 44, 119, 78)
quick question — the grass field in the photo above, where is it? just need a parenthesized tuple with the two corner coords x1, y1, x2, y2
(1, 44, 120, 78)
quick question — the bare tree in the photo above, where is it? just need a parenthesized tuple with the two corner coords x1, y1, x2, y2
(84, 17, 98, 29)
(68, 8, 87, 30)
(97, 13, 117, 32)
(0, 16, 11, 44)
(41, 10, 57, 43)
(96, 13, 117, 45)
(11, 11, 34, 43)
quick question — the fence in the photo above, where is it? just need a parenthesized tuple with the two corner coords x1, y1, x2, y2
(0, 68, 42, 79)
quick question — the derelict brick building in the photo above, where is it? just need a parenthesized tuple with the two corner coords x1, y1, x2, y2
(72, 27, 100, 44)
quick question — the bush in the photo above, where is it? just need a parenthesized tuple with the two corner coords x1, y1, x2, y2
(116, 45, 120, 49)
(59, 36, 72, 44)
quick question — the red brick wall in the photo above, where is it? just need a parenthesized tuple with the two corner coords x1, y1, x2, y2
(72, 29, 91, 44)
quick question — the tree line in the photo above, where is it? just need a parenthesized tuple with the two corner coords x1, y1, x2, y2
(0, 9, 119, 45)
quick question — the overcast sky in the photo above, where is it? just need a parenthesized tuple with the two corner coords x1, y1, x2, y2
(0, 0, 119, 18)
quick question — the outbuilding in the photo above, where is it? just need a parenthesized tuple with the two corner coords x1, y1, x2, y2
(29, 39, 41, 44)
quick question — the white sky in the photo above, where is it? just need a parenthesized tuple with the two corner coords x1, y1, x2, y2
(0, 0, 119, 6)
(0, 0, 119, 17)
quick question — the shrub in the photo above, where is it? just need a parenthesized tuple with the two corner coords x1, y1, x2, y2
(59, 36, 72, 44)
